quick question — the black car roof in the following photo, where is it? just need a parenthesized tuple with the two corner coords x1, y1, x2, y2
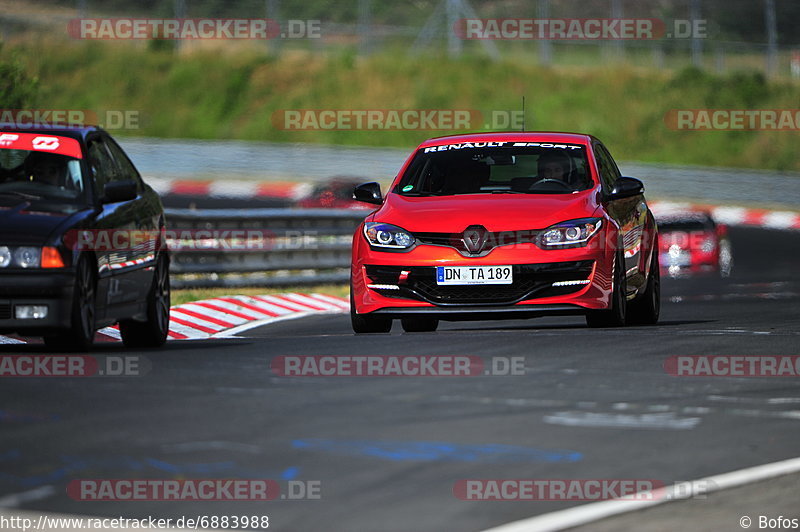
(0, 124, 104, 141)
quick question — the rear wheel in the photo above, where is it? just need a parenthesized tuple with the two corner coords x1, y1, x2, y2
(44, 255, 97, 350)
(586, 250, 627, 328)
(401, 317, 439, 332)
(628, 247, 660, 325)
(350, 291, 392, 333)
(119, 254, 171, 348)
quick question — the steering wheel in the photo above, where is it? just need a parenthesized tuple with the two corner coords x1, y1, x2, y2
(530, 178, 572, 191)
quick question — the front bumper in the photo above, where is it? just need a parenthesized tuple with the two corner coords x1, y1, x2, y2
(0, 271, 76, 333)
(352, 232, 615, 316)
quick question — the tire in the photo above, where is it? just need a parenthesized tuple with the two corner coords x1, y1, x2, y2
(586, 249, 627, 328)
(119, 254, 171, 348)
(401, 317, 439, 332)
(43, 255, 97, 350)
(350, 290, 392, 333)
(628, 247, 660, 325)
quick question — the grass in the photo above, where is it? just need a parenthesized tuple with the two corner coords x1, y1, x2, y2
(8, 38, 800, 172)
(170, 284, 349, 306)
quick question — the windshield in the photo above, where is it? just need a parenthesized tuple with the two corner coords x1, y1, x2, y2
(658, 215, 716, 232)
(396, 143, 593, 196)
(0, 148, 87, 204)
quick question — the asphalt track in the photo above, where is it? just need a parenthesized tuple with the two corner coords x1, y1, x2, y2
(1, 226, 799, 532)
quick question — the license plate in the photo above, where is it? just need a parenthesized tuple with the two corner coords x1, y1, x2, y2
(436, 265, 513, 285)
(660, 252, 691, 267)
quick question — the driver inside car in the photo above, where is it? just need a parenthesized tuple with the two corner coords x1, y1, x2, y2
(537, 153, 571, 183)
(26, 152, 67, 187)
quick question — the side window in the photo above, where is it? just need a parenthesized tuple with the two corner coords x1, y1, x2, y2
(86, 138, 116, 195)
(104, 137, 141, 185)
(601, 144, 622, 180)
(593, 144, 619, 191)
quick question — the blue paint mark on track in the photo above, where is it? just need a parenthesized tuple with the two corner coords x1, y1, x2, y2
(0, 452, 301, 488)
(292, 439, 582, 464)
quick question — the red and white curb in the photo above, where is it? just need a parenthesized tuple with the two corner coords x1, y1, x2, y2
(650, 201, 800, 230)
(0, 293, 349, 345)
(146, 178, 311, 201)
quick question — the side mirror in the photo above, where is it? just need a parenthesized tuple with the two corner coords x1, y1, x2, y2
(607, 177, 644, 201)
(103, 180, 138, 203)
(353, 182, 383, 205)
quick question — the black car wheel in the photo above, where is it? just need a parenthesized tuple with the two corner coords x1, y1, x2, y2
(586, 249, 627, 328)
(401, 317, 439, 332)
(350, 290, 392, 333)
(119, 254, 170, 348)
(44, 255, 97, 350)
(628, 245, 661, 325)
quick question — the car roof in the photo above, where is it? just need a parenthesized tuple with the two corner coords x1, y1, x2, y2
(418, 131, 596, 148)
(0, 124, 103, 142)
(656, 211, 715, 224)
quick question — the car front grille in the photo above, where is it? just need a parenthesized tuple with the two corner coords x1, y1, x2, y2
(414, 230, 537, 257)
(0, 303, 11, 320)
(365, 261, 594, 306)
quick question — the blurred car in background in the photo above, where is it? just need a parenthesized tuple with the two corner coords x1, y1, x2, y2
(656, 210, 732, 277)
(295, 177, 373, 210)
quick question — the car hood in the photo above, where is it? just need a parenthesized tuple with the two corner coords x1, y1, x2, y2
(0, 200, 88, 244)
(372, 191, 601, 232)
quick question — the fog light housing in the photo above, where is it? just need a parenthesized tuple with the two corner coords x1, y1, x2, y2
(15, 305, 48, 319)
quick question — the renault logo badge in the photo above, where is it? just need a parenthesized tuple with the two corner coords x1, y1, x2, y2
(462, 225, 488, 254)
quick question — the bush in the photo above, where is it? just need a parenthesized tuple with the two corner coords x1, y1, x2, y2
(0, 42, 39, 109)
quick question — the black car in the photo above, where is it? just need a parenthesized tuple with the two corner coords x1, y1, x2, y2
(0, 126, 169, 349)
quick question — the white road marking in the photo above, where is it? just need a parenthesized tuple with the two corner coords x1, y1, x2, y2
(543, 411, 701, 430)
(0, 486, 55, 508)
(481, 456, 800, 532)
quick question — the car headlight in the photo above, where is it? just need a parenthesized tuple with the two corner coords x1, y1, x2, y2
(364, 222, 415, 249)
(13, 247, 41, 268)
(0, 246, 65, 269)
(0, 246, 10, 268)
(537, 218, 602, 248)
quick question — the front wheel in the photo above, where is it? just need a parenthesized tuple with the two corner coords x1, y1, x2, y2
(628, 247, 660, 325)
(44, 255, 97, 350)
(350, 290, 392, 333)
(119, 255, 171, 348)
(586, 250, 627, 328)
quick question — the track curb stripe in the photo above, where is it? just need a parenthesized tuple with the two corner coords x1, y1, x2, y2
(650, 201, 800, 230)
(0, 293, 349, 345)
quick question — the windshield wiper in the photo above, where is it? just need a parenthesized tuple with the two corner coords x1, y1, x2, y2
(401, 192, 446, 197)
(492, 190, 529, 194)
(0, 191, 42, 201)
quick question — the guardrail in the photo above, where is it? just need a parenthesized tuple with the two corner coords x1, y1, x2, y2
(164, 208, 368, 288)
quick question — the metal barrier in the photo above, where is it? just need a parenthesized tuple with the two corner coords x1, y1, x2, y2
(164, 208, 368, 288)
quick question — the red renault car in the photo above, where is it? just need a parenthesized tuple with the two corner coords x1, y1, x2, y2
(349, 132, 660, 333)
